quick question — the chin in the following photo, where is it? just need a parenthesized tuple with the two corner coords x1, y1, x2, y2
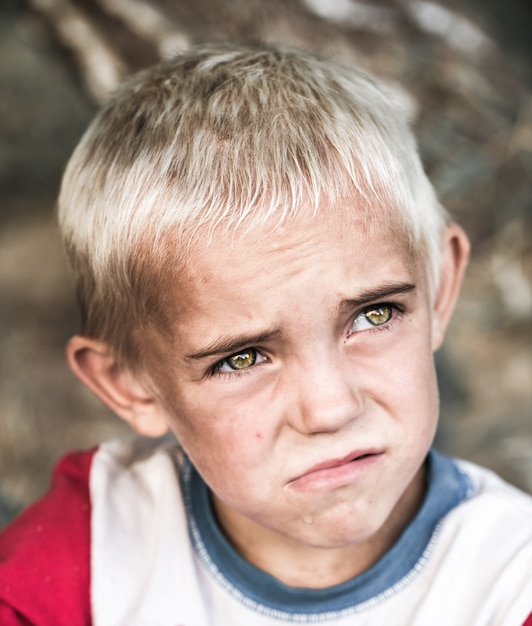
(291, 507, 386, 550)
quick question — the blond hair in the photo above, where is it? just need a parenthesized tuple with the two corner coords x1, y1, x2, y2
(58, 42, 447, 370)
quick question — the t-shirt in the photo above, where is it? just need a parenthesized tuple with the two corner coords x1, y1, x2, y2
(1, 435, 531, 625)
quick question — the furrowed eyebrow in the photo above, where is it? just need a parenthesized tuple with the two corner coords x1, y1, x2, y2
(184, 329, 283, 361)
(339, 282, 416, 312)
(184, 283, 415, 361)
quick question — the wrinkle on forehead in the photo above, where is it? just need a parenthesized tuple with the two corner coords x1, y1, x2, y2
(174, 203, 415, 307)
(133, 196, 421, 362)
(188, 196, 408, 260)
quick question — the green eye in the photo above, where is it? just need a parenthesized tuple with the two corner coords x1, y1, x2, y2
(365, 305, 393, 326)
(226, 349, 257, 370)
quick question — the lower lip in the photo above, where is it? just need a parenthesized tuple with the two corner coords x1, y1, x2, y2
(287, 454, 383, 493)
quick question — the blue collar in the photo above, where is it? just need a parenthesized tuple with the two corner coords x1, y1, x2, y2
(183, 450, 472, 618)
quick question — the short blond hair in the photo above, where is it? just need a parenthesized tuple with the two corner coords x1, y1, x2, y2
(58, 42, 447, 370)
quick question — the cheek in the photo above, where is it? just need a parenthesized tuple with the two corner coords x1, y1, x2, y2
(394, 355, 439, 446)
(370, 328, 439, 432)
(396, 357, 438, 407)
(166, 391, 270, 475)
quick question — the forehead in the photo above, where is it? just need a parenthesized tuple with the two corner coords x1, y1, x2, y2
(173, 206, 420, 317)
(191, 201, 403, 259)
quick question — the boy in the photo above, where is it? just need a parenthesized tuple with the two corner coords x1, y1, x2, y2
(0, 43, 531, 625)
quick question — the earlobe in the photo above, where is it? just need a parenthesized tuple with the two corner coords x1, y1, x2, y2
(431, 223, 470, 351)
(65, 336, 169, 437)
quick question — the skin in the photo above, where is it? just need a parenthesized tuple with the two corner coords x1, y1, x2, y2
(68, 208, 469, 588)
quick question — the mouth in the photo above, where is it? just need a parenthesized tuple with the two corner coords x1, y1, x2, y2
(286, 449, 383, 492)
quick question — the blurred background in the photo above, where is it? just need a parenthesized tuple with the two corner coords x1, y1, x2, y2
(1, 0, 531, 527)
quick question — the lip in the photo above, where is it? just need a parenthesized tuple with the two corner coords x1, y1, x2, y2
(286, 449, 384, 492)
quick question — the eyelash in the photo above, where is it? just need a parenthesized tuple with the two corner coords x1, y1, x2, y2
(208, 302, 405, 379)
(209, 356, 260, 379)
(347, 302, 405, 337)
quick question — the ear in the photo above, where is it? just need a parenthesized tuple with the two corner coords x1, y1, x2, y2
(66, 336, 169, 437)
(431, 223, 470, 351)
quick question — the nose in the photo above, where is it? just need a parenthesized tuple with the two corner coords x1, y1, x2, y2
(286, 351, 364, 435)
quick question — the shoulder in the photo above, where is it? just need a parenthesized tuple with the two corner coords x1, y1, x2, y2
(429, 457, 532, 624)
(0, 449, 95, 626)
(453, 458, 532, 579)
(0, 436, 184, 626)
(450, 458, 532, 574)
(453, 457, 532, 528)
(89, 436, 190, 625)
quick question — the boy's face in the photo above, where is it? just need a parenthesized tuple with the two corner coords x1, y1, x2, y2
(149, 207, 446, 566)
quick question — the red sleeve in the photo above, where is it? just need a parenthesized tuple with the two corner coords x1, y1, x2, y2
(523, 612, 532, 626)
(0, 450, 95, 626)
(0, 603, 33, 625)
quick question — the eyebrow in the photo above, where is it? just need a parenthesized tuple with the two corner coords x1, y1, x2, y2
(184, 281, 416, 362)
(184, 329, 283, 361)
(338, 281, 417, 312)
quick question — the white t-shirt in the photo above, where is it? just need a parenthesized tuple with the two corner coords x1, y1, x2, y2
(89, 436, 532, 626)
